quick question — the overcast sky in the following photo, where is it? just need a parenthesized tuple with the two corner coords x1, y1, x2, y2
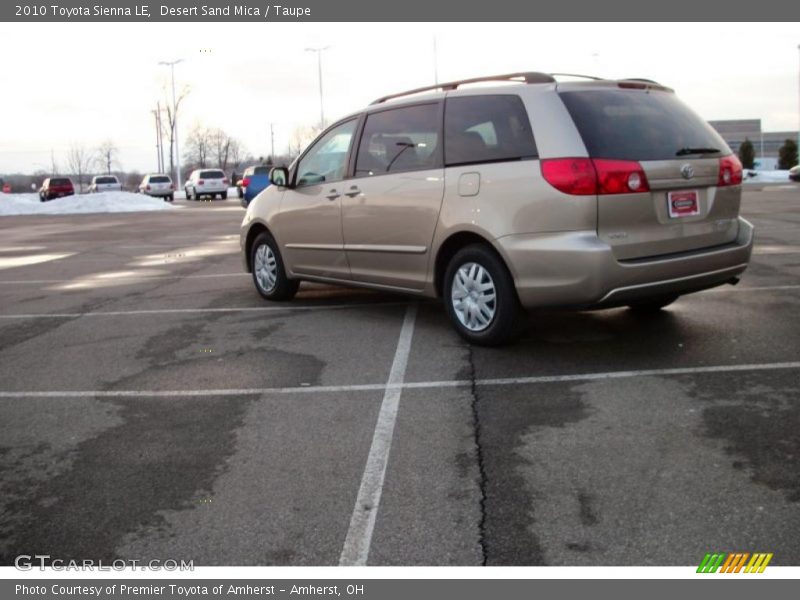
(0, 22, 798, 174)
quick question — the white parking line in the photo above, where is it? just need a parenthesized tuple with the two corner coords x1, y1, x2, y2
(339, 303, 418, 566)
(0, 302, 410, 319)
(0, 360, 797, 399)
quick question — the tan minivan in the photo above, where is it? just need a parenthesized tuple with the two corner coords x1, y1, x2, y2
(241, 72, 754, 345)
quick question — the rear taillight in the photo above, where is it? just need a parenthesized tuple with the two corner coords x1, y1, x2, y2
(222, 178, 229, 184)
(241, 177, 251, 187)
(540, 158, 597, 195)
(170, 184, 175, 190)
(198, 179, 205, 185)
(718, 155, 743, 186)
(146, 185, 151, 191)
(541, 158, 650, 195)
(593, 159, 650, 194)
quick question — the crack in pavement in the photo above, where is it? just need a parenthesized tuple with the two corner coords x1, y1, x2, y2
(465, 343, 488, 566)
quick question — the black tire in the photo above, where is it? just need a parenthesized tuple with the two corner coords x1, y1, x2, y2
(167, 194, 174, 202)
(443, 244, 521, 346)
(237, 187, 243, 199)
(221, 192, 228, 200)
(250, 232, 299, 301)
(627, 294, 679, 314)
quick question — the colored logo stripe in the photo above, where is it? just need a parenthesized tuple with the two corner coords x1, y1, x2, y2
(697, 553, 725, 573)
(697, 552, 773, 573)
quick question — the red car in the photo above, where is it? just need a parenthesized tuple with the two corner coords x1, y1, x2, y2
(39, 177, 75, 202)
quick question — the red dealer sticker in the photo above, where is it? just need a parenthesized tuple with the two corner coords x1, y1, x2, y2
(668, 190, 700, 218)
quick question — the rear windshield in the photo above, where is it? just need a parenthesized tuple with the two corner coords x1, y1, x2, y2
(96, 176, 117, 184)
(559, 90, 729, 161)
(150, 175, 171, 183)
(253, 166, 270, 175)
(50, 178, 71, 186)
(200, 170, 225, 179)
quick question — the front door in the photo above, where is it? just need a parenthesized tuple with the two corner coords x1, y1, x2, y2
(273, 119, 358, 280)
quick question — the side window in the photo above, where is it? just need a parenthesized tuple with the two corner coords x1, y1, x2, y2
(444, 95, 538, 167)
(296, 119, 357, 187)
(355, 103, 441, 177)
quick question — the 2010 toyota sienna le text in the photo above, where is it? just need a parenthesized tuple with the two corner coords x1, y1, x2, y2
(240, 72, 754, 345)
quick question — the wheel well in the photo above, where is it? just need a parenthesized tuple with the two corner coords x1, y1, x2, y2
(244, 223, 270, 272)
(434, 231, 499, 297)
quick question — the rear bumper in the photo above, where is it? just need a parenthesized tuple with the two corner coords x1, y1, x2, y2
(496, 217, 754, 309)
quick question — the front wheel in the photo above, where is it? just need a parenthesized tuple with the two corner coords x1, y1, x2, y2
(443, 244, 521, 346)
(250, 232, 299, 301)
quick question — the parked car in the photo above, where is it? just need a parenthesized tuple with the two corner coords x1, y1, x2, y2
(39, 177, 75, 202)
(88, 175, 121, 193)
(789, 165, 800, 182)
(240, 71, 754, 345)
(241, 165, 271, 207)
(138, 174, 174, 201)
(185, 169, 229, 200)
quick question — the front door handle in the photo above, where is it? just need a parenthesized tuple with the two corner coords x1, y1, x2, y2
(344, 186, 361, 198)
(326, 189, 340, 201)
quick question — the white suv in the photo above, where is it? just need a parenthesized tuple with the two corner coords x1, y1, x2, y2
(185, 169, 229, 200)
(88, 175, 121, 193)
(138, 174, 174, 202)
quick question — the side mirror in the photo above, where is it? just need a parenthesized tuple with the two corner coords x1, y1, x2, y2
(269, 167, 290, 187)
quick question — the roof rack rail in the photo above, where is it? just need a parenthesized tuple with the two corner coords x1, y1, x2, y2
(619, 78, 661, 84)
(370, 71, 556, 105)
(549, 73, 604, 81)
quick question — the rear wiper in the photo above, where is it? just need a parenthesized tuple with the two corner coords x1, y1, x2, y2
(675, 147, 720, 156)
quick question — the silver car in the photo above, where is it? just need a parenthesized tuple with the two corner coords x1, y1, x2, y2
(241, 72, 754, 345)
(88, 175, 121, 193)
(138, 174, 174, 202)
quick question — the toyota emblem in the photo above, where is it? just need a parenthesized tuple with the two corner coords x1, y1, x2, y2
(680, 164, 694, 179)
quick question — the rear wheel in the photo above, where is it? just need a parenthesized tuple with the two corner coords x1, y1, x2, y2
(627, 294, 679, 314)
(221, 192, 228, 200)
(443, 244, 520, 346)
(251, 232, 299, 301)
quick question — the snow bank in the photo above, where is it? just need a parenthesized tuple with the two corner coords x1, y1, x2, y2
(742, 169, 792, 184)
(0, 192, 178, 216)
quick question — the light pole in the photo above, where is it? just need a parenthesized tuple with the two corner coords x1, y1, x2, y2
(797, 44, 799, 165)
(305, 46, 329, 130)
(159, 59, 184, 186)
(433, 36, 439, 86)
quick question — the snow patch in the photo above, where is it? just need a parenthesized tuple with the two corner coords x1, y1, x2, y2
(0, 192, 178, 216)
(742, 169, 792, 183)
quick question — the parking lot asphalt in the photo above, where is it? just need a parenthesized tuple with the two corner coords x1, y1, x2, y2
(0, 186, 798, 566)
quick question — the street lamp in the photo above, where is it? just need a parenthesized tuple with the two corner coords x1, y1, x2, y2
(305, 46, 330, 130)
(159, 58, 184, 187)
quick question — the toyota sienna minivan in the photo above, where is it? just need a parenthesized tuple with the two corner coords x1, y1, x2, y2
(240, 72, 754, 345)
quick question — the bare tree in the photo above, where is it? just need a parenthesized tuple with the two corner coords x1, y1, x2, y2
(288, 124, 322, 157)
(95, 139, 119, 174)
(229, 138, 246, 170)
(66, 145, 93, 193)
(184, 123, 211, 169)
(208, 128, 232, 171)
(163, 85, 190, 180)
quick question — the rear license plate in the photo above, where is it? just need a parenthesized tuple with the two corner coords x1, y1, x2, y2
(667, 190, 699, 218)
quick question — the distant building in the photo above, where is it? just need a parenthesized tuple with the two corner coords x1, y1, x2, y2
(708, 119, 798, 169)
